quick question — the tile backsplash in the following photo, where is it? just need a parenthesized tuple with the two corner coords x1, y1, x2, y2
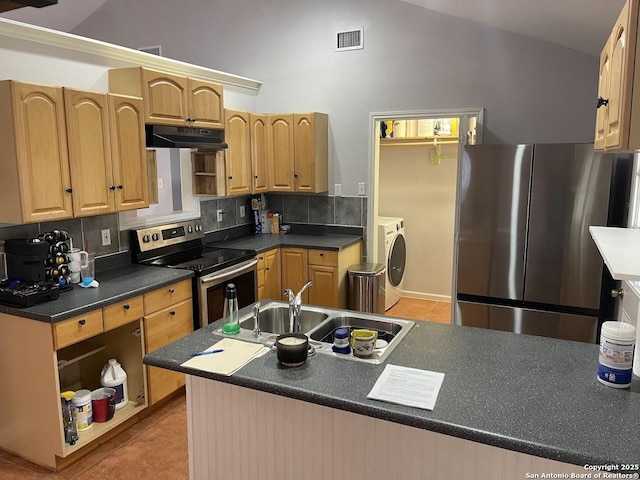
(0, 193, 368, 259)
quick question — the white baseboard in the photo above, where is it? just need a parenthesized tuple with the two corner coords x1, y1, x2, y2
(400, 290, 451, 303)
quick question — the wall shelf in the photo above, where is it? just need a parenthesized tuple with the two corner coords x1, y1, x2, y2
(589, 226, 640, 280)
(380, 136, 459, 147)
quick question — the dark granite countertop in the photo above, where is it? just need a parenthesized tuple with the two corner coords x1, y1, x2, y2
(210, 233, 362, 253)
(144, 303, 640, 468)
(0, 265, 193, 323)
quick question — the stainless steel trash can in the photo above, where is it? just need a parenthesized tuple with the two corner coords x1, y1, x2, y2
(347, 263, 386, 314)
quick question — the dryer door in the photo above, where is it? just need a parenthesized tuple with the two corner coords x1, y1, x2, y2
(388, 234, 406, 287)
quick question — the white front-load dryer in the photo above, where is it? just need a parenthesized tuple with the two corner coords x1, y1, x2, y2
(377, 217, 406, 310)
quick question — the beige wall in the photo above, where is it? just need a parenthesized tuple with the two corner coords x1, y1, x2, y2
(378, 143, 458, 301)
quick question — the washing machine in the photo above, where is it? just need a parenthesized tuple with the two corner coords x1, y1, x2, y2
(377, 217, 406, 310)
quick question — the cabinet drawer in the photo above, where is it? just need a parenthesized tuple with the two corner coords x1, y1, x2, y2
(144, 298, 193, 353)
(103, 296, 144, 331)
(144, 279, 192, 315)
(308, 249, 338, 266)
(53, 310, 104, 349)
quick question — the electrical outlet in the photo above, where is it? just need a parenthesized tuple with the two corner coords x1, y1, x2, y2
(240, 205, 246, 218)
(157, 177, 164, 189)
(358, 183, 366, 196)
(334, 183, 342, 196)
(101, 229, 111, 246)
(217, 209, 223, 222)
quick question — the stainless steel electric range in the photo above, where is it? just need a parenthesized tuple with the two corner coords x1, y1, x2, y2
(131, 219, 257, 330)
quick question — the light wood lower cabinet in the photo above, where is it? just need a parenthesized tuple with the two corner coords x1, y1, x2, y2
(257, 248, 281, 301)
(0, 279, 193, 470)
(272, 242, 362, 309)
(143, 279, 192, 406)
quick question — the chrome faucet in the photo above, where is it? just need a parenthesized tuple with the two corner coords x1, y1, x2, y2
(283, 280, 312, 333)
(251, 302, 262, 338)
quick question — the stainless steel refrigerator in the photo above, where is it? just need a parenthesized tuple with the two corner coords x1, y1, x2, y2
(454, 143, 632, 343)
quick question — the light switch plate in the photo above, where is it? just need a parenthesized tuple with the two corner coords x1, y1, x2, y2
(157, 177, 164, 189)
(217, 209, 223, 222)
(358, 183, 366, 196)
(334, 183, 342, 196)
(240, 205, 246, 218)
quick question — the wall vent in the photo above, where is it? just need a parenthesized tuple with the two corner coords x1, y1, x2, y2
(138, 45, 163, 56)
(336, 28, 363, 51)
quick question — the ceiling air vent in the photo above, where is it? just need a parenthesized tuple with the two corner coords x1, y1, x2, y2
(336, 28, 363, 51)
(138, 45, 163, 56)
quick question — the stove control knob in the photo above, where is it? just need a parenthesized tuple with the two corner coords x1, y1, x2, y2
(195, 224, 201, 232)
(142, 234, 150, 243)
(187, 225, 193, 234)
(152, 233, 159, 242)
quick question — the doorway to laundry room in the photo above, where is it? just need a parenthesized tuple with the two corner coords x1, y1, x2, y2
(368, 109, 483, 323)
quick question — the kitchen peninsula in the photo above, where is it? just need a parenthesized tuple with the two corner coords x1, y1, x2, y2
(145, 306, 640, 480)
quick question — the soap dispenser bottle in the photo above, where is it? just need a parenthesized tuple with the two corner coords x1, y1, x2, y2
(222, 283, 240, 334)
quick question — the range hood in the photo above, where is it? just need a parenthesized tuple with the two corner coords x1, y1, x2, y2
(145, 124, 227, 150)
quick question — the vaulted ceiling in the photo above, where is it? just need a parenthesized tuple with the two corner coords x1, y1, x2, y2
(0, 0, 626, 56)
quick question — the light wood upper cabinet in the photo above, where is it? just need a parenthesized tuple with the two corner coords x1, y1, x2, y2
(0, 81, 73, 224)
(109, 67, 224, 129)
(267, 112, 328, 193)
(64, 88, 115, 217)
(595, 0, 640, 151)
(109, 94, 149, 211)
(250, 113, 269, 193)
(225, 109, 252, 196)
(293, 113, 328, 193)
(268, 114, 296, 192)
(189, 78, 224, 128)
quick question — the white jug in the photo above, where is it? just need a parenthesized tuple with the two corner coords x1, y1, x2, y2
(100, 359, 128, 409)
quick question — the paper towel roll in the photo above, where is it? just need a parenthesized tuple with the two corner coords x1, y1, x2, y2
(393, 120, 406, 138)
(406, 120, 418, 137)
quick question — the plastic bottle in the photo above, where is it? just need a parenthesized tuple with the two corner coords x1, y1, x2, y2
(71, 389, 93, 430)
(61, 391, 78, 445)
(222, 284, 240, 334)
(597, 321, 636, 388)
(100, 359, 128, 409)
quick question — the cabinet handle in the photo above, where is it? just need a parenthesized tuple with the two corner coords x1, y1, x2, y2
(265, 267, 270, 271)
(255, 175, 258, 179)
(320, 253, 324, 256)
(109, 185, 116, 191)
(228, 176, 233, 179)
(123, 304, 130, 310)
(596, 97, 609, 109)
(169, 310, 176, 316)
(78, 319, 86, 326)
(117, 185, 123, 190)
(294, 173, 298, 178)
(65, 188, 73, 193)
(169, 288, 175, 294)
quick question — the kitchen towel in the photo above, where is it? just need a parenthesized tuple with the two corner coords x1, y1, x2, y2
(180, 338, 270, 376)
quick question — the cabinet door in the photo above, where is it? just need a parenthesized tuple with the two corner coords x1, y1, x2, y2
(595, 37, 611, 151)
(281, 247, 309, 303)
(144, 298, 193, 405)
(225, 109, 252, 196)
(250, 113, 269, 193)
(263, 248, 282, 301)
(188, 78, 224, 128)
(293, 113, 328, 193)
(605, 0, 637, 149)
(64, 88, 115, 217)
(109, 94, 149, 211)
(7, 82, 73, 223)
(268, 114, 295, 192)
(142, 69, 188, 126)
(308, 264, 338, 308)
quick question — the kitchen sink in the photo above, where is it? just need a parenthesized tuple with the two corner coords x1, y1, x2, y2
(215, 301, 414, 364)
(238, 305, 329, 334)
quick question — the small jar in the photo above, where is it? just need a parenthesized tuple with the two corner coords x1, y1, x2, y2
(597, 321, 636, 388)
(332, 328, 351, 354)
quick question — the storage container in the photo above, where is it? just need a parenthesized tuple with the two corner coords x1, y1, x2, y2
(100, 359, 128, 409)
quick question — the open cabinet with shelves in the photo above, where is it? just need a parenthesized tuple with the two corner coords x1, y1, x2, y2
(192, 150, 225, 196)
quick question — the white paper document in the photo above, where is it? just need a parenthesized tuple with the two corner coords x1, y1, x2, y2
(367, 364, 445, 411)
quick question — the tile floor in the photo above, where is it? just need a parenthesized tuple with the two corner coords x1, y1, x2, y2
(386, 297, 452, 324)
(0, 394, 188, 480)
(0, 297, 450, 479)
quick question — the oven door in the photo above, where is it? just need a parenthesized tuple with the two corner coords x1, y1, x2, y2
(197, 258, 258, 329)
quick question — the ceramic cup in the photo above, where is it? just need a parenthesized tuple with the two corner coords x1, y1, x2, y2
(68, 248, 88, 284)
(351, 329, 378, 357)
